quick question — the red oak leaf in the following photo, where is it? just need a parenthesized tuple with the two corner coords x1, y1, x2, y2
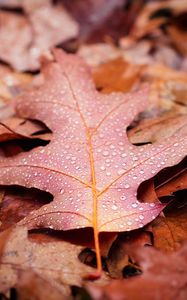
(0, 49, 186, 273)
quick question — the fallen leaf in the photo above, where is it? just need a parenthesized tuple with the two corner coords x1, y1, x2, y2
(0, 3, 78, 70)
(0, 117, 50, 158)
(141, 64, 187, 115)
(78, 44, 121, 67)
(63, 0, 126, 41)
(0, 186, 52, 231)
(156, 166, 187, 198)
(130, 0, 187, 40)
(93, 58, 142, 93)
(152, 193, 187, 252)
(87, 243, 187, 300)
(0, 226, 106, 295)
(128, 114, 187, 144)
(0, 50, 186, 273)
(15, 271, 67, 300)
(107, 230, 151, 278)
(168, 26, 187, 57)
(0, 117, 49, 142)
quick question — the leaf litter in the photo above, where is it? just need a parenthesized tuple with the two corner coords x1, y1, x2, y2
(0, 1, 186, 299)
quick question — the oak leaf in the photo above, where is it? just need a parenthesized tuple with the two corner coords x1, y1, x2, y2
(0, 49, 186, 272)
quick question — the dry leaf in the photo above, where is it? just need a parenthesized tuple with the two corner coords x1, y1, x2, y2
(107, 230, 151, 278)
(152, 195, 187, 252)
(87, 243, 187, 300)
(0, 226, 106, 295)
(15, 271, 67, 300)
(128, 115, 187, 144)
(93, 58, 142, 93)
(0, 3, 78, 70)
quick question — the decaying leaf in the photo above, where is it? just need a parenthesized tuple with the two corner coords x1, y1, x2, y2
(0, 50, 186, 273)
(152, 193, 187, 253)
(14, 271, 67, 300)
(93, 58, 142, 93)
(128, 114, 187, 144)
(0, 226, 106, 296)
(0, 2, 78, 70)
(0, 187, 52, 231)
(87, 243, 187, 300)
(155, 160, 187, 198)
(78, 44, 121, 67)
(106, 230, 151, 278)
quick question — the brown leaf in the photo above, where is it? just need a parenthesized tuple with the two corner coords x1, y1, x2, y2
(107, 230, 151, 278)
(0, 117, 49, 142)
(128, 115, 187, 144)
(78, 44, 121, 67)
(87, 243, 187, 300)
(63, 0, 127, 42)
(156, 167, 187, 198)
(168, 26, 187, 57)
(152, 194, 187, 252)
(15, 271, 68, 300)
(0, 226, 107, 295)
(0, 3, 78, 70)
(0, 187, 52, 231)
(93, 58, 142, 93)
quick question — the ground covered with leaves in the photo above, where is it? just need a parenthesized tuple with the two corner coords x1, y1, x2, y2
(0, 0, 187, 299)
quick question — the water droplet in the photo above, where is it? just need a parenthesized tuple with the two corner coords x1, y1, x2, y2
(106, 171, 111, 176)
(124, 184, 130, 189)
(120, 195, 126, 200)
(100, 166, 105, 171)
(132, 156, 138, 161)
(117, 169, 124, 175)
(132, 203, 138, 208)
(103, 151, 109, 156)
(139, 215, 144, 220)
(112, 204, 117, 210)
